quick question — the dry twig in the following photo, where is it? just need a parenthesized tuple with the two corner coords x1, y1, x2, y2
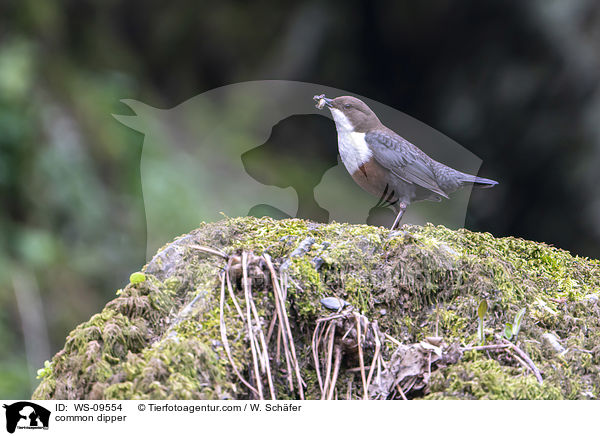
(502, 339, 543, 384)
(218, 272, 258, 397)
(264, 254, 305, 399)
(461, 340, 543, 385)
(242, 252, 276, 399)
(190, 244, 228, 259)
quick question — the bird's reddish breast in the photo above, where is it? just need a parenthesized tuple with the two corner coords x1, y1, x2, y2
(350, 156, 392, 199)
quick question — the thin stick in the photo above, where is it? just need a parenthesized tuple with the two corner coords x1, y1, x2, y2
(396, 384, 408, 401)
(463, 340, 543, 385)
(190, 244, 228, 259)
(225, 260, 244, 318)
(401, 376, 417, 393)
(346, 366, 373, 372)
(502, 339, 543, 384)
(276, 324, 282, 364)
(314, 318, 330, 393)
(246, 277, 277, 400)
(274, 289, 294, 392)
(316, 313, 349, 323)
(321, 323, 336, 399)
(341, 325, 354, 341)
(376, 351, 383, 386)
(355, 314, 368, 400)
(311, 321, 324, 393)
(327, 346, 342, 400)
(276, 274, 285, 365)
(288, 276, 305, 292)
(218, 272, 258, 397)
(266, 310, 278, 344)
(365, 327, 381, 395)
(461, 344, 510, 352)
(428, 353, 432, 382)
(242, 252, 264, 399)
(507, 349, 532, 375)
(384, 333, 403, 348)
(264, 254, 305, 399)
(277, 272, 291, 369)
(271, 263, 295, 392)
(390, 374, 414, 399)
(263, 256, 293, 391)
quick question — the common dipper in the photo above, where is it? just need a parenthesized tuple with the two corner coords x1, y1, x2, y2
(314, 94, 498, 229)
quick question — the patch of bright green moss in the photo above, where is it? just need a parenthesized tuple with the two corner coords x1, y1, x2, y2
(426, 358, 563, 399)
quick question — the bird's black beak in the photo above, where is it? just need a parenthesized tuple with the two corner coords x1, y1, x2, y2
(313, 94, 333, 109)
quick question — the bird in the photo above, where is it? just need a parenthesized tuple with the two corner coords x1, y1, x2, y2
(314, 94, 498, 229)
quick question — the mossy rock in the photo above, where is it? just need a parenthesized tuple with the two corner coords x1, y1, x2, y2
(33, 217, 600, 400)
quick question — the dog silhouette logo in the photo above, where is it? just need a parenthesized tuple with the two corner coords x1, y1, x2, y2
(114, 80, 484, 260)
(3, 402, 50, 433)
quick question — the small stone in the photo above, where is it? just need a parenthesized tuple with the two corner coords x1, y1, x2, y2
(290, 237, 315, 257)
(585, 294, 599, 303)
(320, 297, 350, 311)
(541, 332, 566, 355)
(312, 256, 324, 270)
(438, 243, 458, 256)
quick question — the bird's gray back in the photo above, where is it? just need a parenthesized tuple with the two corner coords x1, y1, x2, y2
(365, 128, 469, 202)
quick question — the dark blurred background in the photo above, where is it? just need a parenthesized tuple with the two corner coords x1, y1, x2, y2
(2, 0, 600, 398)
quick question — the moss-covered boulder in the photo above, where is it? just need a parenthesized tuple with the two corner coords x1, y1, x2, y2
(33, 217, 600, 400)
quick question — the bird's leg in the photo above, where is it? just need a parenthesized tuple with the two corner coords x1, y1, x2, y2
(391, 202, 407, 230)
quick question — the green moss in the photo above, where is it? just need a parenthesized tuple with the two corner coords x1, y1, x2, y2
(426, 358, 563, 399)
(103, 338, 232, 400)
(33, 217, 600, 400)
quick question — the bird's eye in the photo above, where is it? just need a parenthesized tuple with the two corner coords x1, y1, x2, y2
(344, 104, 352, 109)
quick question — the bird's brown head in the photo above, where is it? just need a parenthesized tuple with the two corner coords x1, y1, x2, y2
(314, 94, 381, 133)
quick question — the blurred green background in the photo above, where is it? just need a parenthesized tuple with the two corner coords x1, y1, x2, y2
(2, 1, 600, 398)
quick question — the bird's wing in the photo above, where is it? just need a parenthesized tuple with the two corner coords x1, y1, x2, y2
(365, 130, 449, 198)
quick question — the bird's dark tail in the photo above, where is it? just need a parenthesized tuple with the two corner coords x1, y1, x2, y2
(461, 174, 498, 188)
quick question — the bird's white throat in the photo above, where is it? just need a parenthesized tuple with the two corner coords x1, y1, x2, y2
(329, 108, 372, 174)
